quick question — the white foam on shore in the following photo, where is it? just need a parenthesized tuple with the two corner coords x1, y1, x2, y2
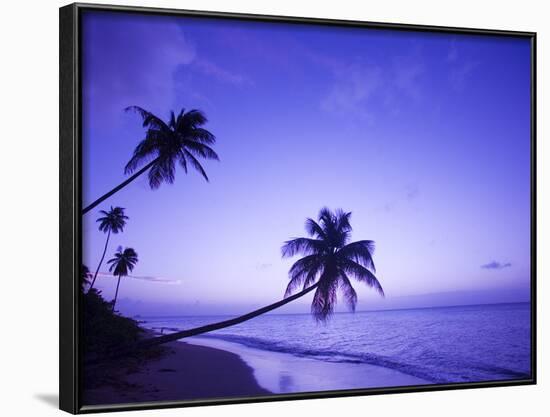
(185, 337, 429, 394)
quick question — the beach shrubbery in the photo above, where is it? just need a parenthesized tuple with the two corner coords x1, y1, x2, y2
(82, 288, 144, 359)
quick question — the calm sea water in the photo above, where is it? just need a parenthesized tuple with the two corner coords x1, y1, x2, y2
(141, 302, 531, 384)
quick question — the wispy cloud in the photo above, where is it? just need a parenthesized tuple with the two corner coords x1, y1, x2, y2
(447, 39, 459, 63)
(320, 63, 383, 122)
(446, 38, 479, 92)
(192, 59, 253, 86)
(319, 43, 427, 121)
(382, 183, 420, 212)
(83, 14, 253, 129)
(405, 184, 420, 201)
(393, 61, 424, 101)
(97, 272, 181, 284)
(83, 16, 196, 125)
(450, 61, 478, 92)
(481, 261, 512, 270)
(390, 43, 426, 103)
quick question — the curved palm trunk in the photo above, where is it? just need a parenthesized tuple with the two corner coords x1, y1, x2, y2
(88, 230, 111, 291)
(82, 158, 159, 215)
(84, 283, 320, 365)
(112, 275, 122, 312)
(138, 282, 320, 349)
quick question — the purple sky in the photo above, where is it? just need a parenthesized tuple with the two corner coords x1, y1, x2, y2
(81, 11, 531, 316)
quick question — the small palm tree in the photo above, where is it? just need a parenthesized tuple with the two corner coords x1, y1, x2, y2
(107, 247, 138, 312)
(135, 208, 383, 350)
(82, 107, 219, 214)
(88, 207, 128, 291)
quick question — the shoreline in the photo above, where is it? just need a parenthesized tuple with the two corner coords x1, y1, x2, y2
(187, 337, 429, 394)
(83, 332, 429, 406)
(83, 339, 271, 406)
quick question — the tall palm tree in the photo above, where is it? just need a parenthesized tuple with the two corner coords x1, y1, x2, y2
(82, 107, 219, 214)
(135, 208, 383, 350)
(107, 247, 138, 312)
(88, 207, 128, 291)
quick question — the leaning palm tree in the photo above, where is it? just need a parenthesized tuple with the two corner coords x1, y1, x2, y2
(107, 247, 138, 312)
(88, 206, 128, 291)
(136, 208, 383, 350)
(282, 207, 384, 321)
(82, 107, 219, 214)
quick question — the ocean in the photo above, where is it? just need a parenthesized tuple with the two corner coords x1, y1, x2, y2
(141, 302, 531, 392)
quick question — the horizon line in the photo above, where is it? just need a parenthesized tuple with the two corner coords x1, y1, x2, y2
(134, 300, 530, 319)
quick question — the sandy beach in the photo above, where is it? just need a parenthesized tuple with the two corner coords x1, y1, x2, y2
(83, 331, 429, 407)
(83, 340, 271, 406)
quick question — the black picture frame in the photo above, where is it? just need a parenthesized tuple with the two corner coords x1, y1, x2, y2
(59, 2, 537, 414)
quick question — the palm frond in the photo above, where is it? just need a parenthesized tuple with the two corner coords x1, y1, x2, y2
(169, 111, 177, 129)
(148, 157, 176, 189)
(338, 240, 376, 272)
(334, 209, 352, 236)
(184, 149, 209, 181)
(340, 259, 384, 296)
(284, 255, 324, 297)
(177, 150, 188, 173)
(317, 207, 339, 244)
(180, 109, 208, 128)
(184, 141, 220, 161)
(125, 106, 169, 131)
(124, 129, 163, 174)
(311, 276, 338, 322)
(339, 273, 358, 312)
(189, 127, 216, 144)
(281, 237, 327, 258)
(332, 210, 352, 247)
(303, 264, 324, 290)
(318, 207, 334, 225)
(304, 218, 326, 239)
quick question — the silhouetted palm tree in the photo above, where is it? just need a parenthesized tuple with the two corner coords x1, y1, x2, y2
(282, 207, 384, 321)
(82, 107, 219, 214)
(88, 207, 128, 291)
(135, 208, 383, 350)
(107, 247, 138, 312)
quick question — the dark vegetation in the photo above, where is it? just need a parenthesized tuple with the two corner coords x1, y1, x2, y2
(81, 288, 166, 398)
(82, 265, 151, 363)
(82, 285, 143, 360)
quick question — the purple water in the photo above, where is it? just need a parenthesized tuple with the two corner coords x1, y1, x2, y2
(141, 302, 531, 384)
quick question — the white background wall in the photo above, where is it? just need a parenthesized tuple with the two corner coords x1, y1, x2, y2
(0, 0, 546, 415)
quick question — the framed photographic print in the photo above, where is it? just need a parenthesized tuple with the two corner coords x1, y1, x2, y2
(59, 2, 537, 414)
